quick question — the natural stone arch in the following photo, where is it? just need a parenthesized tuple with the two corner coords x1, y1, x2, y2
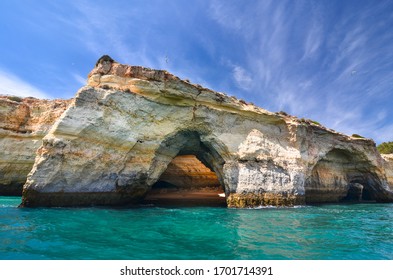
(304, 148, 385, 203)
(17, 57, 393, 207)
(143, 130, 229, 206)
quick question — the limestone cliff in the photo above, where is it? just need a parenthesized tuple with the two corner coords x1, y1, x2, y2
(0, 95, 71, 195)
(16, 56, 393, 207)
(382, 154, 393, 191)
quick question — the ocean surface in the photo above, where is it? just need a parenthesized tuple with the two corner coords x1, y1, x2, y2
(0, 196, 392, 260)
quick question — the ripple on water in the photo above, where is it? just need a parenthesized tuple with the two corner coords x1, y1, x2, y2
(1, 197, 392, 260)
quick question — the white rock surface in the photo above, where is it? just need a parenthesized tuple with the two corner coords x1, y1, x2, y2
(10, 56, 393, 207)
(0, 96, 70, 195)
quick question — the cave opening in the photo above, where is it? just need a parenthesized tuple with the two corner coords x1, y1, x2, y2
(305, 148, 381, 204)
(143, 131, 227, 207)
(342, 177, 377, 202)
(343, 183, 364, 201)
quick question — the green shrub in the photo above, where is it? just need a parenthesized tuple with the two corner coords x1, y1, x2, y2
(6, 96, 23, 102)
(352, 134, 365, 138)
(297, 117, 322, 126)
(377, 141, 393, 154)
(277, 111, 289, 116)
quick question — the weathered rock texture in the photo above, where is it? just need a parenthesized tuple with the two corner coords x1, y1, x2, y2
(153, 155, 220, 189)
(0, 96, 71, 195)
(2, 56, 390, 207)
(143, 155, 224, 206)
(382, 154, 393, 191)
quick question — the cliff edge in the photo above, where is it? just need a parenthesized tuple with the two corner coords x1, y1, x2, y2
(0, 96, 71, 195)
(1, 56, 392, 207)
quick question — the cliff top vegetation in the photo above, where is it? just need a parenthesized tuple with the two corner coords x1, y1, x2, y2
(377, 141, 393, 154)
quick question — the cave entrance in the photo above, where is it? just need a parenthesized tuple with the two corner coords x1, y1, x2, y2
(343, 183, 364, 201)
(342, 176, 378, 202)
(144, 155, 226, 206)
(305, 148, 381, 204)
(143, 131, 227, 207)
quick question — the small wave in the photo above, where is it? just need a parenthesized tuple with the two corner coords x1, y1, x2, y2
(0, 197, 22, 208)
(0, 204, 19, 208)
(248, 205, 312, 209)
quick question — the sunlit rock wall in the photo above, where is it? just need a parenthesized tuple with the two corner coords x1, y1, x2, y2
(382, 154, 393, 191)
(17, 56, 393, 207)
(0, 96, 71, 195)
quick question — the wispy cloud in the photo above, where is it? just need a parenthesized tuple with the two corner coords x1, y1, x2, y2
(3, 0, 391, 142)
(208, 0, 393, 143)
(0, 68, 51, 99)
(69, 1, 157, 67)
(209, 1, 244, 32)
(233, 66, 253, 90)
(71, 73, 87, 86)
(303, 22, 322, 59)
(38, 1, 157, 68)
(370, 124, 393, 143)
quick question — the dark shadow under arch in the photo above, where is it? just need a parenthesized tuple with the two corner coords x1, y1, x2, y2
(305, 148, 386, 204)
(143, 130, 227, 206)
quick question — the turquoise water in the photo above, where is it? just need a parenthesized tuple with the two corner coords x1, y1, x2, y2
(0, 196, 392, 260)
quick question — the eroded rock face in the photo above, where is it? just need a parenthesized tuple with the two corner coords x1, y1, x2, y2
(154, 155, 220, 189)
(11, 56, 393, 207)
(0, 96, 71, 195)
(382, 154, 393, 191)
(305, 148, 386, 203)
(143, 155, 225, 206)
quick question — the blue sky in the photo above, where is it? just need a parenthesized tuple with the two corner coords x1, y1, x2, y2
(0, 0, 392, 143)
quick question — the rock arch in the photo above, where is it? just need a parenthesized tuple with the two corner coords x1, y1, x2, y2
(304, 148, 386, 203)
(142, 130, 229, 206)
(17, 57, 393, 207)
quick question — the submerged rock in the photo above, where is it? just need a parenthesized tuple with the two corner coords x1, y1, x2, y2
(1, 56, 392, 207)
